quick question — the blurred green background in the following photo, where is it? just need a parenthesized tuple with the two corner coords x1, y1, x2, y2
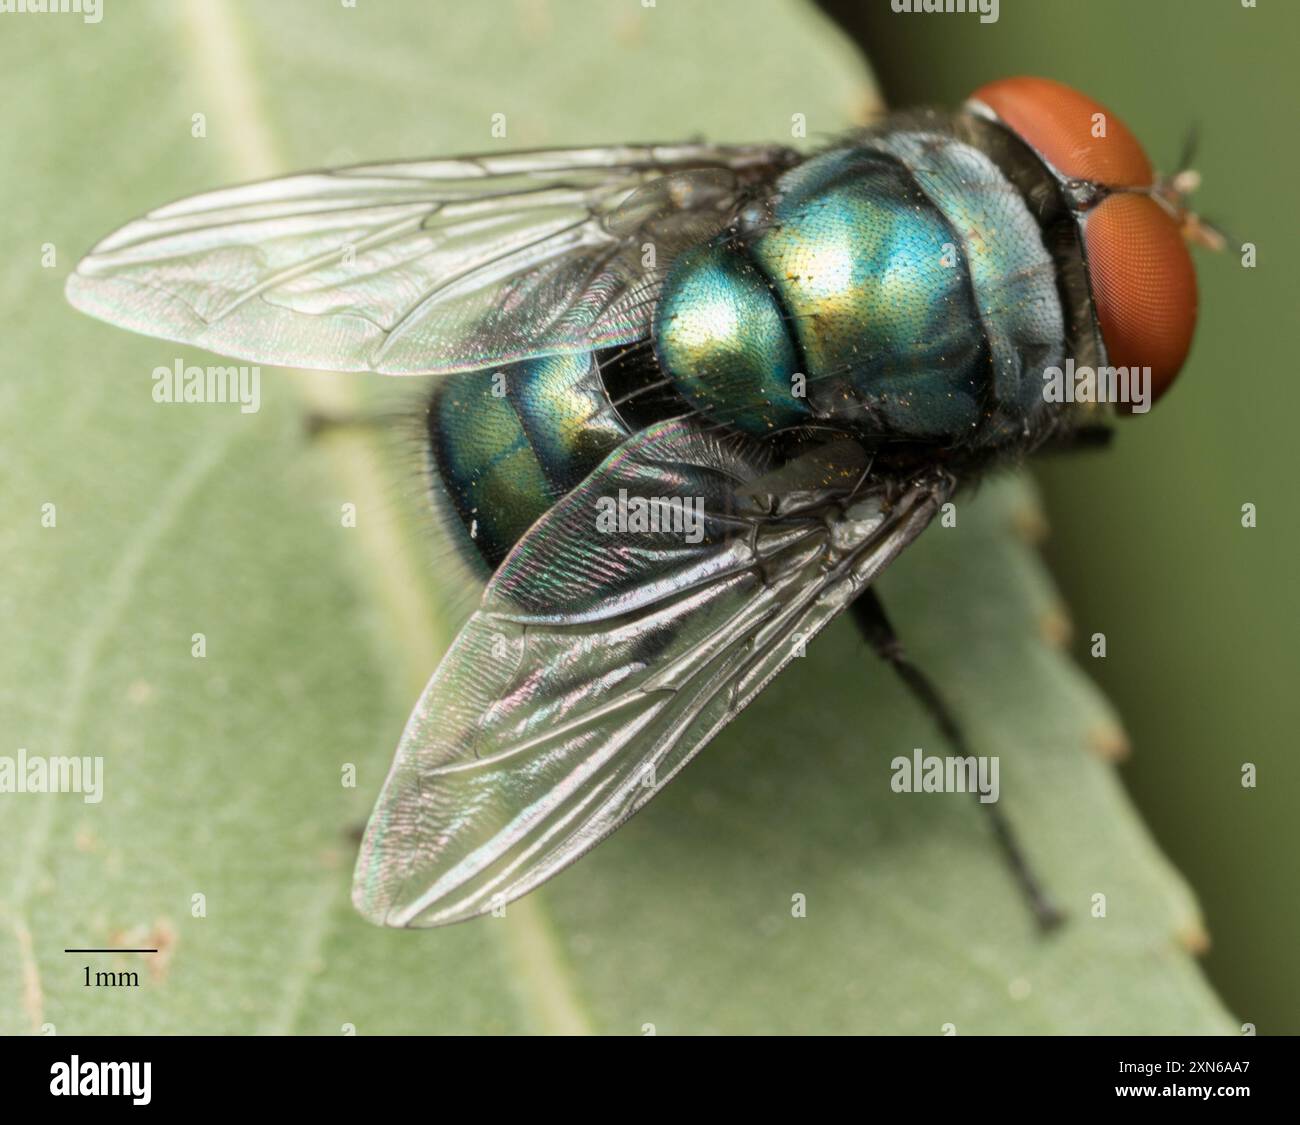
(0, 0, 1289, 1034)
(824, 0, 1299, 1031)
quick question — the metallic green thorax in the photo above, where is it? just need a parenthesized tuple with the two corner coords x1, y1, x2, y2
(431, 127, 1070, 570)
(655, 132, 1065, 441)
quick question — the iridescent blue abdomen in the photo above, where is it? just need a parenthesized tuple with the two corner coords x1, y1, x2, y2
(428, 351, 629, 571)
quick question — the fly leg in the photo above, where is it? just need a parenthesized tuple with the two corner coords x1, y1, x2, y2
(1039, 423, 1113, 456)
(850, 587, 1065, 932)
(304, 411, 383, 440)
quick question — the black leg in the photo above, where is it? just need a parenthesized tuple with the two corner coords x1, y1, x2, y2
(303, 410, 384, 440)
(851, 588, 1065, 932)
(1039, 423, 1113, 456)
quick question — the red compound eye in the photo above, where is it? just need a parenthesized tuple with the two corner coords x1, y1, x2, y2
(1084, 192, 1197, 404)
(968, 75, 1153, 187)
(968, 76, 1197, 404)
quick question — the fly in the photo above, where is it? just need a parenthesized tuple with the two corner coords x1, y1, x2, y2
(65, 77, 1221, 930)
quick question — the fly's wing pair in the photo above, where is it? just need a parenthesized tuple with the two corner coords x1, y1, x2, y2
(354, 423, 950, 926)
(65, 143, 797, 374)
(66, 143, 950, 927)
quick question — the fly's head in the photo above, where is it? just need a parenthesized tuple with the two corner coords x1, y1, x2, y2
(968, 75, 1225, 414)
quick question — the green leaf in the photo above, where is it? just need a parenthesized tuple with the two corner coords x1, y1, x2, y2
(1, 0, 1231, 1034)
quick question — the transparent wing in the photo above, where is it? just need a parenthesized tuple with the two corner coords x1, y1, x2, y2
(353, 418, 950, 927)
(65, 143, 796, 374)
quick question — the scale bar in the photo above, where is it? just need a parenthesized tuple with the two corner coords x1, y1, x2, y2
(64, 948, 158, 953)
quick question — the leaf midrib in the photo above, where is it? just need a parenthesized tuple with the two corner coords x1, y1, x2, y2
(172, 0, 591, 1036)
